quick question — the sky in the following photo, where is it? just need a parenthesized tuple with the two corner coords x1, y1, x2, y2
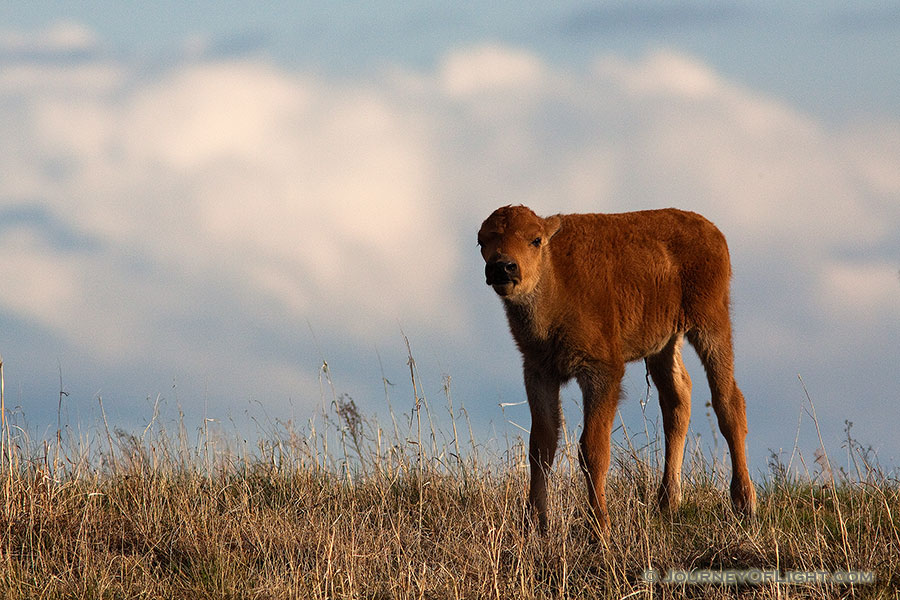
(1, 2, 898, 478)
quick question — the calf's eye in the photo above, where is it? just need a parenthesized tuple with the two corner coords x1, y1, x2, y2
(531, 237, 542, 247)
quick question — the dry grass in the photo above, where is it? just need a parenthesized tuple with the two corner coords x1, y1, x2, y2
(0, 356, 897, 599)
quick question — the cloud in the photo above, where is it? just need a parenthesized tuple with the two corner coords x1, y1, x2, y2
(439, 45, 546, 97)
(2, 55, 462, 348)
(1, 26, 898, 463)
(0, 21, 98, 54)
(820, 262, 900, 321)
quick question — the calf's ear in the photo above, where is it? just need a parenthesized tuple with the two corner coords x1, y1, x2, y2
(544, 215, 562, 241)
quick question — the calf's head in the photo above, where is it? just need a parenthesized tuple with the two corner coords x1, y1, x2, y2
(477, 205, 561, 299)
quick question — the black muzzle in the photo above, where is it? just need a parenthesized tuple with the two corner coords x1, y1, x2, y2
(485, 260, 519, 286)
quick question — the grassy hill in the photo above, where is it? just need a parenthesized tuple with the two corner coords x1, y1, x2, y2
(0, 364, 896, 599)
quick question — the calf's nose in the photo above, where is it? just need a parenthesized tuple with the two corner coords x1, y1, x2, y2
(485, 259, 519, 285)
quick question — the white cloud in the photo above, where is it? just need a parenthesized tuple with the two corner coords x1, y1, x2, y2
(596, 51, 721, 99)
(841, 119, 900, 205)
(440, 45, 546, 97)
(122, 61, 306, 170)
(820, 262, 900, 320)
(1, 52, 463, 359)
(588, 51, 887, 250)
(0, 225, 161, 361)
(0, 229, 85, 334)
(0, 21, 98, 54)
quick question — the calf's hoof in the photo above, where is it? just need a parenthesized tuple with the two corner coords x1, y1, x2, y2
(731, 481, 757, 517)
(657, 482, 682, 513)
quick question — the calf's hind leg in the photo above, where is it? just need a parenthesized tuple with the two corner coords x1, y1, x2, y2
(688, 325, 756, 516)
(646, 334, 692, 511)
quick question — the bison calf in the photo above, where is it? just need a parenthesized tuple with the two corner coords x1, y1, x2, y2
(478, 205, 756, 533)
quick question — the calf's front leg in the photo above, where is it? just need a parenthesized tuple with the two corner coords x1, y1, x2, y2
(577, 365, 622, 534)
(524, 368, 561, 534)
